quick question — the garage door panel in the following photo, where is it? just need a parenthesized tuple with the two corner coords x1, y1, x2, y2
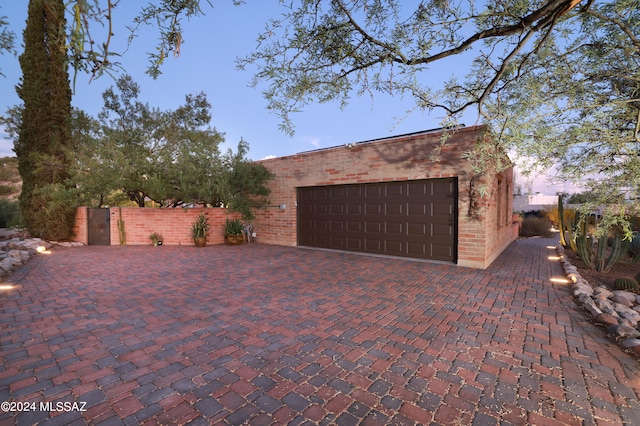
(330, 236, 346, 249)
(386, 203, 403, 215)
(365, 221, 382, 233)
(331, 220, 345, 231)
(385, 221, 404, 234)
(366, 203, 382, 215)
(432, 202, 453, 216)
(431, 244, 453, 261)
(365, 239, 383, 251)
(386, 183, 405, 196)
(408, 203, 426, 215)
(384, 240, 405, 255)
(432, 223, 453, 237)
(408, 223, 426, 235)
(297, 178, 457, 262)
(408, 182, 427, 195)
(347, 238, 362, 250)
(347, 221, 362, 232)
(347, 203, 362, 214)
(408, 242, 426, 257)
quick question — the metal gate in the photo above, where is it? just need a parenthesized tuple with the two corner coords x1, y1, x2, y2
(87, 208, 110, 245)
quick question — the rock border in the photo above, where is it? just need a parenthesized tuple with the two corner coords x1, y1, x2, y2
(0, 234, 84, 281)
(556, 244, 640, 357)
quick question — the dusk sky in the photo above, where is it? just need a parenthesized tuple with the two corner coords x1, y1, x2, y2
(0, 2, 572, 194)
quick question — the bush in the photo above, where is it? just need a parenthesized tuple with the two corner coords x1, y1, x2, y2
(21, 184, 76, 240)
(519, 216, 553, 238)
(0, 199, 22, 228)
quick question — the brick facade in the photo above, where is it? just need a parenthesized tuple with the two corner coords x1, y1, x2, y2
(72, 126, 518, 268)
(252, 125, 518, 269)
(74, 207, 233, 246)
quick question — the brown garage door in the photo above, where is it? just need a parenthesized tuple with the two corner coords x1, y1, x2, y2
(297, 178, 457, 262)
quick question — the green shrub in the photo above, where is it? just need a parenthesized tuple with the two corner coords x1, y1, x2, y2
(519, 217, 553, 238)
(0, 199, 22, 228)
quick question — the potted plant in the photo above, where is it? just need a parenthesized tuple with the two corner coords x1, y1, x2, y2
(149, 232, 162, 246)
(191, 213, 210, 247)
(224, 218, 245, 245)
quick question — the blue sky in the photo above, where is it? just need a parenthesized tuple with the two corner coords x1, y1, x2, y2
(0, 2, 570, 194)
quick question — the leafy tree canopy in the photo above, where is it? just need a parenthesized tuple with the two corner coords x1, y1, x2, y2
(70, 75, 272, 218)
(0, 8, 16, 77)
(236, 0, 639, 235)
(5, 1, 640, 233)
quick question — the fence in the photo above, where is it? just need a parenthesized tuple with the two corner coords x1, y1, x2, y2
(74, 207, 235, 246)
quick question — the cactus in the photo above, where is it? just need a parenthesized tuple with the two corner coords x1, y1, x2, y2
(605, 235, 629, 271)
(613, 277, 640, 293)
(117, 207, 126, 246)
(572, 211, 628, 273)
(558, 195, 568, 248)
(574, 212, 593, 268)
(630, 233, 640, 263)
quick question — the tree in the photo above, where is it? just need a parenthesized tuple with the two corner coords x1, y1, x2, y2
(238, 0, 600, 133)
(236, 0, 640, 234)
(74, 74, 273, 213)
(14, 0, 75, 240)
(0, 7, 16, 77)
(86, 75, 224, 207)
(487, 0, 639, 235)
(220, 139, 273, 220)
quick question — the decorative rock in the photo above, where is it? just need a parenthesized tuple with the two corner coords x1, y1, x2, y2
(556, 244, 640, 360)
(595, 313, 620, 326)
(0, 258, 14, 272)
(573, 283, 594, 297)
(615, 304, 640, 324)
(613, 290, 637, 304)
(593, 286, 614, 300)
(578, 294, 602, 316)
(0, 229, 85, 281)
(595, 298, 618, 316)
(56, 241, 85, 247)
(612, 295, 633, 307)
(607, 325, 640, 339)
(621, 339, 640, 355)
(622, 338, 640, 348)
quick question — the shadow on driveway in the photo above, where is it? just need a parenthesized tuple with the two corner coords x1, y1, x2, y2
(1, 237, 639, 425)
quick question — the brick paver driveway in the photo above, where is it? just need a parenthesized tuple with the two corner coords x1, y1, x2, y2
(1, 237, 639, 425)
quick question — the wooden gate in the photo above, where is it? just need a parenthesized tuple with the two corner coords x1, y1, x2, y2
(87, 208, 110, 245)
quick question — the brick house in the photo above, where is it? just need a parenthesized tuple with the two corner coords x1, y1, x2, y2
(252, 125, 518, 269)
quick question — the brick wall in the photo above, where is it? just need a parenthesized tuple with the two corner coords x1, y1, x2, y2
(73, 207, 88, 244)
(253, 125, 518, 269)
(74, 207, 235, 246)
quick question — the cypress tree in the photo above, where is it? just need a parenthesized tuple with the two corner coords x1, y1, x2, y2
(15, 0, 75, 240)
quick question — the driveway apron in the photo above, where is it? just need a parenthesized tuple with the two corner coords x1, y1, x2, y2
(0, 237, 639, 425)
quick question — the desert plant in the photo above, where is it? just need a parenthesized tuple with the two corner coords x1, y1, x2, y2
(191, 213, 209, 246)
(629, 233, 640, 263)
(224, 218, 244, 236)
(149, 232, 162, 246)
(117, 207, 126, 246)
(558, 195, 567, 248)
(573, 212, 629, 273)
(614, 277, 640, 294)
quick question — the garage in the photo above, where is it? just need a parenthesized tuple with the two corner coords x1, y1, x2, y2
(297, 178, 457, 262)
